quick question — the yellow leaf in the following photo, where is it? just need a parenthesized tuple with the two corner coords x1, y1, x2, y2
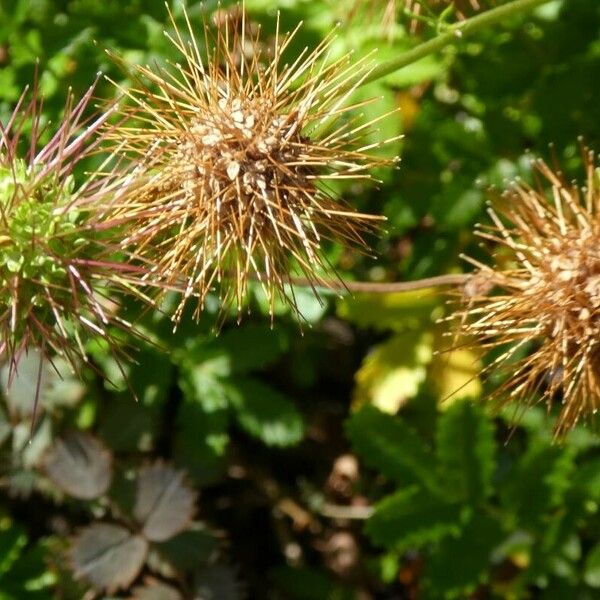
(433, 345, 483, 409)
(352, 331, 433, 414)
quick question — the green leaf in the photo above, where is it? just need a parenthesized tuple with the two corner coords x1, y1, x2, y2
(129, 348, 174, 406)
(173, 402, 229, 486)
(346, 406, 440, 492)
(178, 347, 231, 412)
(572, 457, 600, 501)
(425, 512, 505, 597)
(215, 323, 289, 373)
(228, 379, 304, 447)
(436, 402, 496, 504)
(365, 486, 463, 550)
(501, 444, 575, 526)
(250, 282, 329, 323)
(177, 324, 289, 413)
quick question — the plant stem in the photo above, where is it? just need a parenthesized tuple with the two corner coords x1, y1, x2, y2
(292, 273, 470, 294)
(364, 0, 553, 86)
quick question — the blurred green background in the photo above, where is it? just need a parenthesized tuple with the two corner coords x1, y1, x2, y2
(2, 0, 600, 598)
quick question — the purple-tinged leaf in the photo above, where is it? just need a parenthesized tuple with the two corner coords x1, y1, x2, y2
(43, 432, 112, 499)
(134, 462, 196, 542)
(71, 523, 148, 592)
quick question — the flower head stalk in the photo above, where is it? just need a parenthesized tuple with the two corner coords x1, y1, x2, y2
(97, 4, 401, 323)
(452, 149, 600, 436)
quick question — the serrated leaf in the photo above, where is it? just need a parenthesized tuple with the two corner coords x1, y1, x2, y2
(178, 325, 289, 413)
(346, 406, 440, 492)
(134, 463, 196, 542)
(43, 432, 112, 500)
(436, 402, 496, 504)
(425, 513, 505, 596)
(227, 379, 304, 447)
(500, 445, 575, 526)
(352, 331, 433, 413)
(71, 523, 148, 593)
(365, 486, 463, 550)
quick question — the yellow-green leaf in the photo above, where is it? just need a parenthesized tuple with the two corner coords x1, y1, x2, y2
(353, 331, 433, 413)
(433, 345, 483, 409)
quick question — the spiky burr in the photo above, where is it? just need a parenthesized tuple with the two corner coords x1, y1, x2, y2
(98, 4, 400, 323)
(452, 149, 600, 436)
(0, 78, 150, 386)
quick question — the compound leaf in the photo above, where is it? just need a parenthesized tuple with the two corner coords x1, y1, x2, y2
(71, 523, 148, 593)
(134, 463, 196, 542)
(43, 432, 112, 500)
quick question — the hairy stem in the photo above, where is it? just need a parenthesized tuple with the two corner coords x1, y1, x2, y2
(292, 273, 470, 294)
(364, 0, 553, 85)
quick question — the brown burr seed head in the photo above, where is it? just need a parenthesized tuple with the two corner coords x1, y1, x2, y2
(99, 4, 400, 323)
(453, 150, 600, 436)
